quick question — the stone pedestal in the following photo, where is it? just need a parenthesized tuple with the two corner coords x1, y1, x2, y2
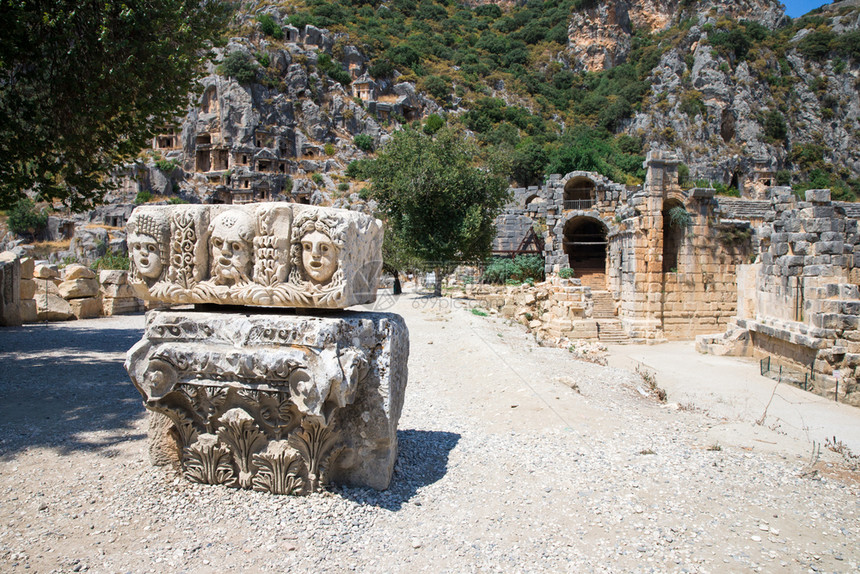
(126, 309, 409, 494)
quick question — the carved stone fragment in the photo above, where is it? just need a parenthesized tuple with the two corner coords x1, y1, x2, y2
(126, 309, 409, 494)
(126, 203, 383, 309)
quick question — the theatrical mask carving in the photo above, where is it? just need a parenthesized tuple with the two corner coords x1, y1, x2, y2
(127, 211, 169, 285)
(291, 211, 345, 287)
(208, 210, 255, 286)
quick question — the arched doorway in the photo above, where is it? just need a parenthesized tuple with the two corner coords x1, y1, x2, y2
(563, 216, 607, 288)
(563, 176, 596, 210)
(662, 199, 685, 273)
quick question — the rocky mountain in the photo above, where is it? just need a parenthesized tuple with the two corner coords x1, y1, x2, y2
(112, 0, 860, 208)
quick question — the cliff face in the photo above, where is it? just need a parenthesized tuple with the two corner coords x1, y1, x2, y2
(622, 0, 860, 189)
(116, 0, 860, 208)
(565, 0, 785, 73)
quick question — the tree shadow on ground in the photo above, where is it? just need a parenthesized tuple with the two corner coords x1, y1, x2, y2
(0, 322, 147, 460)
(334, 429, 460, 511)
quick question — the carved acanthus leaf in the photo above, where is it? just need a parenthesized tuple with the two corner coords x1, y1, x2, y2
(184, 434, 236, 486)
(252, 441, 307, 495)
(216, 408, 267, 488)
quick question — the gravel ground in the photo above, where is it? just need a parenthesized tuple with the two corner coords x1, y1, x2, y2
(0, 292, 858, 573)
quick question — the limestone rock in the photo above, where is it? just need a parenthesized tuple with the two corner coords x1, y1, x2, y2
(33, 264, 59, 279)
(127, 203, 383, 309)
(19, 257, 34, 280)
(20, 278, 35, 300)
(36, 293, 74, 321)
(69, 297, 102, 319)
(58, 278, 99, 299)
(101, 283, 136, 299)
(63, 264, 96, 280)
(0, 258, 21, 326)
(102, 297, 143, 316)
(19, 299, 37, 323)
(34, 278, 60, 296)
(99, 270, 129, 285)
(126, 309, 409, 492)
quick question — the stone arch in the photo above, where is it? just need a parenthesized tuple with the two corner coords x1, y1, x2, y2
(562, 215, 609, 287)
(524, 193, 540, 206)
(201, 86, 218, 114)
(563, 176, 596, 208)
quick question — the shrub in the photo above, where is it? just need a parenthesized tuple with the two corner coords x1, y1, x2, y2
(354, 134, 374, 152)
(324, 143, 336, 156)
(482, 255, 544, 284)
(7, 198, 48, 236)
(91, 253, 130, 271)
(668, 205, 692, 228)
(134, 190, 152, 205)
(677, 163, 690, 187)
(284, 176, 294, 193)
(155, 158, 178, 173)
(311, 173, 324, 185)
(776, 170, 792, 186)
(423, 113, 445, 135)
(168, 197, 187, 204)
(257, 14, 284, 40)
(762, 110, 787, 141)
(420, 75, 450, 101)
(346, 159, 374, 179)
(558, 267, 574, 279)
(218, 51, 259, 84)
(337, 182, 349, 192)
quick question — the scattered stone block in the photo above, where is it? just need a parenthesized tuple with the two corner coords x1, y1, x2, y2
(805, 189, 831, 204)
(36, 293, 74, 321)
(99, 270, 129, 284)
(69, 297, 102, 319)
(19, 299, 37, 323)
(0, 258, 21, 326)
(63, 264, 96, 280)
(103, 297, 143, 316)
(19, 279, 35, 300)
(58, 278, 100, 299)
(33, 264, 59, 279)
(19, 257, 34, 280)
(101, 283, 136, 299)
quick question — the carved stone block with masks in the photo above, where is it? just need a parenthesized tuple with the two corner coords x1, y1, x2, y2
(126, 309, 408, 494)
(126, 203, 384, 309)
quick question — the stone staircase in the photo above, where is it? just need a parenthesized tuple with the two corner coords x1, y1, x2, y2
(591, 290, 616, 319)
(591, 290, 630, 343)
(596, 319, 630, 343)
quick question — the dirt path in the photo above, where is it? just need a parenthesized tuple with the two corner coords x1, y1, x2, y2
(0, 293, 858, 573)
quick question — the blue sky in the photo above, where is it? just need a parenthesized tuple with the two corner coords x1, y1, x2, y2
(782, 0, 829, 17)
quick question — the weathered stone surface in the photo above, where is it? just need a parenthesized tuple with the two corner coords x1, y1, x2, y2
(101, 283, 136, 299)
(36, 293, 74, 321)
(0, 258, 21, 326)
(19, 278, 36, 300)
(34, 278, 60, 296)
(58, 278, 99, 299)
(19, 257, 34, 280)
(69, 297, 102, 319)
(126, 309, 409, 493)
(19, 298, 37, 323)
(33, 264, 59, 279)
(127, 203, 383, 309)
(63, 264, 96, 280)
(99, 270, 129, 285)
(102, 297, 143, 316)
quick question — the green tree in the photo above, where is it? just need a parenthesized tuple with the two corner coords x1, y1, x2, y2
(6, 197, 48, 238)
(367, 128, 510, 296)
(0, 0, 232, 211)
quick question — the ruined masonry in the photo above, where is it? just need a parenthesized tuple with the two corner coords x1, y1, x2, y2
(124, 203, 408, 494)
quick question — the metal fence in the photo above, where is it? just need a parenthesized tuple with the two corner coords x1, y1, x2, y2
(563, 199, 595, 211)
(760, 356, 814, 392)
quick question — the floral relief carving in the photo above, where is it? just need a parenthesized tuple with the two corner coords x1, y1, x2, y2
(184, 434, 237, 487)
(252, 441, 307, 495)
(216, 408, 267, 488)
